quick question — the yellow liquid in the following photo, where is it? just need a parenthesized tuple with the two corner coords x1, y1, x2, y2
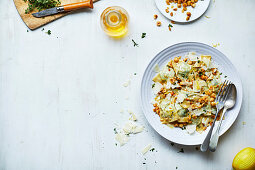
(100, 6, 129, 38)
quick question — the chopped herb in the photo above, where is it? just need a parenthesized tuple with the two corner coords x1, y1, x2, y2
(152, 83, 155, 88)
(132, 39, 138, 47)
(143, 163, 146, 164)
(141, 33, 146, 38)
(224, 75, 227, 78)
(219, 72, 222, 75)
(203, 109, 206, 112)
(176, 167, 178, 169)
(134, 73, 137, 75)
(46, 30, 51, 35)
(168, 24, 173, 27)
(114, 128, 117, 134)
(171, 142, 174, 146)
(115, 143, 117, 146)
(198, 60, 201, 63)
(41, 28, 44, 31)
(150, 148, 155, 152)
(186, 94, 188, 97)
(178, 148, 184, 153)
(24, 0, 61, 14)
(27, 30, 29, 32)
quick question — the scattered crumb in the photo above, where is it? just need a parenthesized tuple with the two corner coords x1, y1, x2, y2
(129, 113, 137, 121)
(153, 64, 160, 73)
(123, 121, 144, 134)
(115, 132, 129, 146)
(212, 43, 220, 48)
(157, 21, 161, 27)
(205, 15, 210, 19)
(242, 121, 246, 125)
(123, 80, 130, 87)
(142, 144, 152, 155)
(171, 20, 175, 24)
(115, 121, 144, 146)
(154, 14, 158, 20)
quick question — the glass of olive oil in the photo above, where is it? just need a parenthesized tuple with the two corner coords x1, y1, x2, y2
(100, 6, 129, 38)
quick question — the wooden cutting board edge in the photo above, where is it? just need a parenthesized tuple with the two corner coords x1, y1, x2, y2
(13, 0, 99, 30)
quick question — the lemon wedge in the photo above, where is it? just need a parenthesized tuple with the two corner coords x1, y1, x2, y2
(232, 147, 255, 170)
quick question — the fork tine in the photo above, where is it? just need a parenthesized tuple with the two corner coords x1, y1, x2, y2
(216, 80, 227, 101)
(219, 80, 229, 102)
(222, 82, 232, 102)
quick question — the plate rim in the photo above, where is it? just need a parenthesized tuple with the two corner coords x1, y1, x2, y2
(140, 42, 243, 145)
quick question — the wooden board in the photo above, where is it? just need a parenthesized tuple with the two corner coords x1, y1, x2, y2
(13, 0, 98, 30)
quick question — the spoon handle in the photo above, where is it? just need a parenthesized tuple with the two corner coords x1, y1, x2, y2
(209, 107, 228, 152)
(200, 116, 217, 152)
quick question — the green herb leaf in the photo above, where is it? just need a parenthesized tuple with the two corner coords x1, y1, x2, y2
(132, 39, 138, 47)
(141, 33, 146, 38)
(114, 128, 117, 134)
(24, 0, 61, 14)
(168, 24, 173, 27)
(178, 148, 184, 153)
(46, 30, 51, 35)
(150, 148, 155, 152)
(152, 83, 155, 88)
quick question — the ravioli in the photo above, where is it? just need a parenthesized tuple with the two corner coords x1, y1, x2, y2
(152, 52, 222, 134)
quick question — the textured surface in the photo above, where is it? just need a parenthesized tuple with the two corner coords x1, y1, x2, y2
(141, 42, 242, 145)
(13, 0, 97, 30)
(0, 0, 255, 169)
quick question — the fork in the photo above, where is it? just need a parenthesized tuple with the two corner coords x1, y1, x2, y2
(200, 80, 231, 152)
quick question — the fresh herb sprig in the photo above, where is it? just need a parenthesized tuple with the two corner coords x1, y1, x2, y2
(132, 39, 139, 47)
(24, 0, 61, 14)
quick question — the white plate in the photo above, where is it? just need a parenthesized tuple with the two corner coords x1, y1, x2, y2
(154, 0, 210, 22)
(140, 42, 243, 145)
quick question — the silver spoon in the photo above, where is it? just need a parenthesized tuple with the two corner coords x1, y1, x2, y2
(209, 84, 237, 152)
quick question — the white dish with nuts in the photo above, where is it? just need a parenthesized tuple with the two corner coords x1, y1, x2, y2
(140, 42, 243, 145)
(154, 0, 211, 22)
